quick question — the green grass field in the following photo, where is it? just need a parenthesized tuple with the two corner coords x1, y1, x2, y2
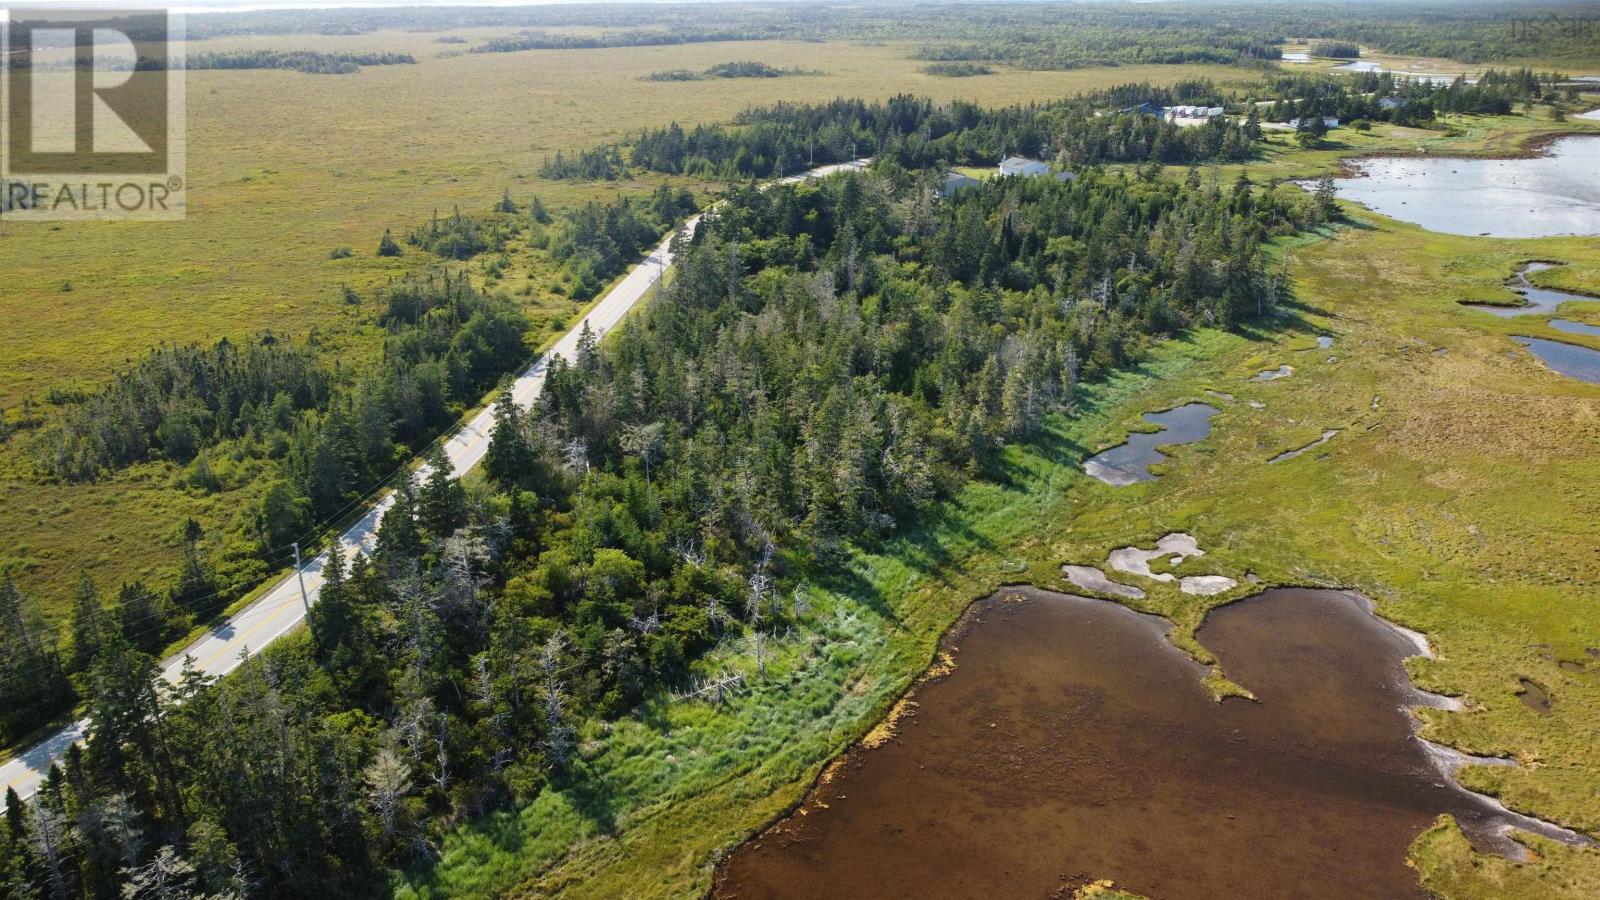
(398, 120, 1600, 899)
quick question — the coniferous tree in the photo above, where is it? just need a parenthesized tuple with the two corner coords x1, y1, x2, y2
(378, 476, 424, 564)
(308, 549, 361, 665)
(419, 446, 466, 538)
(0, 577, 73, 744)
(68, 573, 105, 675)
(377, 228, 402, 257)
(484, 392, 535, 490)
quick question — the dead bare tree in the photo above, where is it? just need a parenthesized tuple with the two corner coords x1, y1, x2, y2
(745, 543, 774, 677)
(364, 748, 412, 840)
(674, 670, 747, 705)
(431, 713, 451, 795)
(474, 654, 512, 773)
(539, 632, 576, 767)
(396, 695, 435, 767)
(29, 803, 73, 900)
(119, 845, 195, 900)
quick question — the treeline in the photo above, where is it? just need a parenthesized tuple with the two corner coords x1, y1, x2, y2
(185, 2, 1600, 69)
(5, 274, 526, 742)
(1260, 68, 1573, 126)
(471, 28, 762, 54)
(0, 155, 1329, 898)
(912, 28, 1280, 70)
(27, 339, 329, 482)
(27, 276, 523, 497)
(538, 145, 630, 181)
(187, 50, 416, 74)
(1307, 41, 1360, 59)
(643, 61, 818, 81)
(1089, 78, 1230, 110)
(551, 93, 1260, 183)
(921, 62, 993, 77)
(537, 184, 698, 298)
(407, 208, 510, 260)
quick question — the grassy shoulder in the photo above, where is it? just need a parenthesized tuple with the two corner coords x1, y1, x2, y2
(407, 129, 1600, 897)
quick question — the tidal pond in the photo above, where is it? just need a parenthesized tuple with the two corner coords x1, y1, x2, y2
(1514, 336, 1600, 383)
(1329, 61, 1468, 85)
(1270, 429, 1340, 463)
(715, 587, 1591, 900)
(1082, 403, 1217, 486)
(1331, 137, 1600, 237)
(1550, 319, 1600, 337)
(1463, 262, 1598, 317)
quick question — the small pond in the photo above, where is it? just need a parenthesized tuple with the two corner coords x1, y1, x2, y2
(1331, 136, 1600, 237)
(714, 588, 1591, 900)
(1514, 336, 1600, 383)
(1082, 403, 1217, 486)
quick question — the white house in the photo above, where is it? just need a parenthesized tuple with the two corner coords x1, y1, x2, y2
(1289, 116, 1341, 130)
(999, 156, 1050, 178)
(1164, 105, 1224, 122)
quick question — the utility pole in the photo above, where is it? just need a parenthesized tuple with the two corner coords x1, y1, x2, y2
(292, 542, 311, 616)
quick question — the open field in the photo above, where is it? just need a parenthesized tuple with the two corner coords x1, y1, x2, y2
(0, 37, 1255, 621)
(401, 123, 1600, 898)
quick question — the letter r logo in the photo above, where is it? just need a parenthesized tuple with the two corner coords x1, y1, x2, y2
(3, 9, 176, 175)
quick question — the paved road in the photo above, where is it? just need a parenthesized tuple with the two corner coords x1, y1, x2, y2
(0, 159, 869, 800)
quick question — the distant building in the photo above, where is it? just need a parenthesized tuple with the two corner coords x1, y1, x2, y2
(999, 156, 1050, 178)
(1377, 97, 1405, 111)
(1289, 116, 1341, 129)
(1121, 101, 1165, 117)
(1164, 105, 1225, 122)
(941, 172, 981, 197)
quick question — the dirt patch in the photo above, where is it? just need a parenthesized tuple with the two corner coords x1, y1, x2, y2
(1107, 532, 1203, 581)
(1063, 564, 1146, 600)
(1179, 574, 1238, 596)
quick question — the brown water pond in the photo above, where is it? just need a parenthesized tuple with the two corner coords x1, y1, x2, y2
(714, 587, 1590, 900)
